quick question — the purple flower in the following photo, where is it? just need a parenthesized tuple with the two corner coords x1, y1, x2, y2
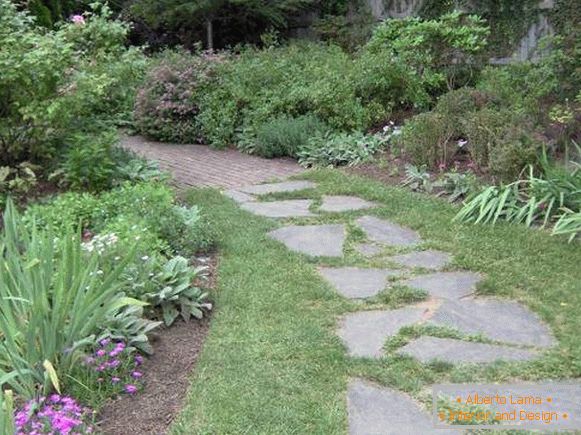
(131, 371, 142, 379)
(124, 384, 137, 394)
(96, 349, 106, 357)
(71, 14, 85, 25)
(134, 355, 144, 365)
(50, 394, 61, 403)
(99, 338, 111, 347)
(111, 376, 121, 384)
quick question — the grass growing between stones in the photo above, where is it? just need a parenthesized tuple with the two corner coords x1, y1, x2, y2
(173, 169, 580, 433)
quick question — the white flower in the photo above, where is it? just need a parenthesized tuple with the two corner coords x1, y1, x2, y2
(458, 139, 468, 147)
(141, 255, 149, 261)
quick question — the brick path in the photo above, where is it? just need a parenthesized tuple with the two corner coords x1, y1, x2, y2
(121, 135, 304, 189)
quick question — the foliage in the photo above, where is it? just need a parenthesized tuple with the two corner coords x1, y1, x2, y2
(313, 4, 374, 52)
(435, 170, 479, 202)
(553, 209, 581, 242)
(129, 0, 315, 49)
(146, 256, 211, 326)
(401, 164, 433, 193)
(399, 112, 456, 167)
(98, 306, 161, 355)
(0, 390, 15, 434)
(0, 200, 136, 398)
(455, 157, 581, 240)
(197, 42, 383, 148)
(78, 339, 144, 399)
(364, 12, 490, 95)
(297, 132, 386, 167)
(246, 115, 328, 158)
(134, 50, 218, 143)
(0, 162, 39, 207)
(116, 157, 169, 184)
(54, 130, 118, 192)
(0, 1, 146, 166)
(14, 394, 94, 434)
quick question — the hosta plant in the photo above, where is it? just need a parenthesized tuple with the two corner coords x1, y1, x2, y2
(147, 256, 211, 326)
(435, 170, 479, 202)
(0, 199, 137, 398)
(401, 164, 433, 193)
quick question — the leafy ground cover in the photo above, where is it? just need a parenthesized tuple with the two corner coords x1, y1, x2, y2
(172, 169, 581, 433)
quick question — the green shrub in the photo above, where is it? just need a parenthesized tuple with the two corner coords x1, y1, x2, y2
(55, 130, 118, 192)
(134, 50, 217, 143)
(463, 109, 541, 181)
(297, 132, 387, 167)
(25, 182, 216, 256)
(400, 112, 457, 167)
(0, 1, 146, 166)
(363, 12, 489, 99)
(198, 42, 383, 148)
(0, 200, 137, 398)
(249, 115, 328, 158)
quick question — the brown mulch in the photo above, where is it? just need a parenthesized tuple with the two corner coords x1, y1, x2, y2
(97, 254, 218, 435)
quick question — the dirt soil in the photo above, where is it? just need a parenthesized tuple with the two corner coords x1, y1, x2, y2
(97, 254, 218, 435)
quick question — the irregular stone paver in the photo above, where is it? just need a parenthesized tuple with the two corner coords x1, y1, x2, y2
(319, 195, 377, 213)
(223, 189, 256, 204)
(398, 336, 537, 364)
(348, 379, 452, 435)
(403, 272, 480, 300)
(238, 180, 316, 195)
(391, 250, 452, 270)
(268, 224, 345, 257)
(355, 243, 383, 257)
(241, 200, 315, 218)
(318, 267, 402, 299)
(356, 216, 421, 247)
(121, 135, 303, 189)
(337, 308, 425, 358)
(430, 299, 555, 348)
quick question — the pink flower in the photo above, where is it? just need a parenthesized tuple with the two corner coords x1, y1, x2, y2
(111, 377, 121, 384)
(124, 384, 137, 394)
(71, 15, 85, 25)
(438, 162, 446, 171)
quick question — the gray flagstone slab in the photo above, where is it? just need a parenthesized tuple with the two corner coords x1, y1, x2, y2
(348, 379, 455, 434)
(398, 336, 538, 364)
(356, 216, 421, 247)
(430, 299, 556, 348)
(241, 200, 315, 218)
(268, 224, 346, 257)
(337, 307, 425, 358)
(403, 272, 481, 300)
(223, 189, 256, 204)
(391, 250, 452, 270)
(238, 180, 316, 195)
(320, 195, 378, 212)
(318, 267, 402, 299)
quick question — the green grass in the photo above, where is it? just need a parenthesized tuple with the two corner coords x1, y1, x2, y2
(172, 169, 581, 434)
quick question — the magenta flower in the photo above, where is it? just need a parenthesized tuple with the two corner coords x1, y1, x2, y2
(71, 14, 85, 25)
(131, 371, 143, 379)
(124, 384, 138, 394)
(134, 355, 144, 365)
(96, 349, 106, 357)
(111, 377, 121, 384)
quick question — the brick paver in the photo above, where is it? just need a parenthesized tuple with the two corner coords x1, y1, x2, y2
(121, 135, 304, 189)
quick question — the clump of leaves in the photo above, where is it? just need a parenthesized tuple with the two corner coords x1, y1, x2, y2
(298, 132, 386, 167)
(146, 256, 212, 326)
(435, 170, 479, 202)
(401, 164, 432, 193)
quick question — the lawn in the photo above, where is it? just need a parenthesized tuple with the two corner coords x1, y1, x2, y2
(172, 169, 581, 434)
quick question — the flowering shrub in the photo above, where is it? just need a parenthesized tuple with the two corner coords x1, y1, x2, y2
(134, 50, 217, 143)
(14, 395, 94, 434)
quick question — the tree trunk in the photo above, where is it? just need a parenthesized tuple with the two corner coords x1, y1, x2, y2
(206, 18, 214, 51)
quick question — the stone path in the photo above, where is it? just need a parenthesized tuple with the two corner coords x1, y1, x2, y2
(220, 178, 563, 433)
(121, 135, 303, 188)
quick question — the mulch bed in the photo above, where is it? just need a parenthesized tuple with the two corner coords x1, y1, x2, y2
(97, 253, 218, 434)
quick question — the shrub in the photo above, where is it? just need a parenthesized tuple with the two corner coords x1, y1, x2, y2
(463, 109, 541, 181)
(198, 42, 383, 148)
(0, 200, 137, 398)
(363, 12, 489, 99)
(249, 115, 328, 158)
(297, 132, 387, 167)
(0, 1, 146, 166)
(399, 112, 457, 167)
(134, 50, 217, 143)
(55, 130, 118, 192)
